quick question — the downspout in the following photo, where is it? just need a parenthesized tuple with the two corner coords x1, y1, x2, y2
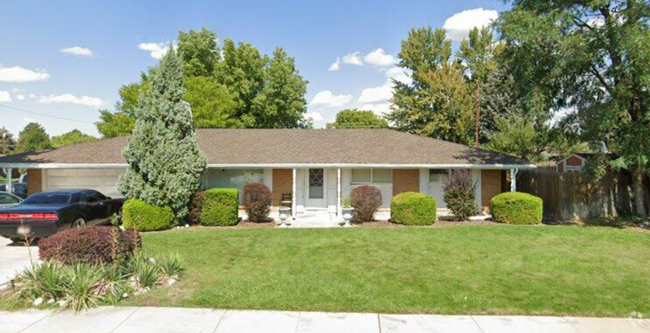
(510, 169, 519, 192)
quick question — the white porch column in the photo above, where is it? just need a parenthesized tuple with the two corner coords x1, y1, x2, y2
(510, 169, 519, 192)
(337, 168, 342, 217)
(3, 168, 12, 194)
(292, 168, 297, 218)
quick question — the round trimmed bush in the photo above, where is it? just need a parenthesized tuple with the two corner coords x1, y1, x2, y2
(390, 192, 437, 226)
(350, 185, 383, 223)
(122, 199, 175, 231)
(490, 192, 543, 224)
(243, 183, 272, 222)
(200, 188, 239, 226)
(39, 226, 141, 265)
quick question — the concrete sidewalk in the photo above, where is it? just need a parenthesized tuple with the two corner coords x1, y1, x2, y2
(1, 306, 649, 333)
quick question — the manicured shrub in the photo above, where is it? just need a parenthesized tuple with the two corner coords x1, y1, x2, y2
(188, 190, 205, 225)
(391, 192, 437, 226)
(122, 199, 175, 231)
(443, 170, 477, 221)
(350, 185, 383, 223)
(243, 182, 272, 222)
(39, 226, 141, 265)
(200, 188, 239, 226)
(491, 192, 543, 225)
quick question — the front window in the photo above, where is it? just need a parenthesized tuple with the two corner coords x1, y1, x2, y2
(429, 169, 449, 182)
(351, 169, 392, 183)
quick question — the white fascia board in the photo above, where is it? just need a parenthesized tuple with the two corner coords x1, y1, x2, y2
(206, 163, 537, 170)
(0, 163, 128, 169)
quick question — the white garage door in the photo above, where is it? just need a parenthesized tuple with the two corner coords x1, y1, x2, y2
(44, 168, 125, 198)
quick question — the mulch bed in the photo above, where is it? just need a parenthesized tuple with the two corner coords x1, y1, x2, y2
(356, 220, 503, 228)
(236, 220, 277, 228)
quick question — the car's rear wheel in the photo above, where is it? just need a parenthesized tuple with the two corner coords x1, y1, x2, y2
(72, 217, 86, 228)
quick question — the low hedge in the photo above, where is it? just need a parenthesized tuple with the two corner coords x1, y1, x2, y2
(200, 188, 239, 226)
(490, 192, 543, 225)
(39, 226, 141, 265)
(390, 192, 437, 226)
(122, 199, 175, 231)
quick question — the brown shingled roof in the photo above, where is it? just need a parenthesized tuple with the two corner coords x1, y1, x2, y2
(0, 129, 531, 167)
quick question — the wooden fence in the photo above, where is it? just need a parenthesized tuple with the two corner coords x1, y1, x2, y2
(517, 169, 643, 221)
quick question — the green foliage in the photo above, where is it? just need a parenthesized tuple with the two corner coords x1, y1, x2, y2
(490, 192, 543, 225)
(157, 253, 184, 278)
(485, 116, 545, 162)
(178, 27, 219, 77)
(326, 109, 389, 129)
(497, 0, 650, 215)
(443, 170, 476, 221)
(118, 47, 207, 221)
(96, 28, 309, 134)
(122, 199, 174, 231)
(51, 129, 98, 148)
(95, 110, 135, 138)
(200, 188, 239, 226)
(342, 197, 352, 208)
(390, 192, 437, 226)
(63, 263, 105, 311)
(388, 27, 474, 145)
(0, 127, 16, 154)
(184, 76, 237, 128)
(16, 122, 51, 153)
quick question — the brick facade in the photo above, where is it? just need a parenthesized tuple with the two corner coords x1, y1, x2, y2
(26, 169, 43, 196)
(481, 170, 502, 210)
(272, 169, 292, 206)
(392, 169, 420, 196)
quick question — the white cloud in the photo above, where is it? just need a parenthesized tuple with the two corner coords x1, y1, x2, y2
(385, 67, 412, 85)
(328, 52, 363, 71)
(0, 91, 11, 102)
(0, 63, 50, 82)
(16, 94, 25, 101)
(443, 8, 498, 41)
(59, 46, 94, 57)
(364, 48, 395, 67)
(37, 93, 103, 107)
(305, 112, 324, 122)
(358, 83, 392, 104)
(310, 90, 353, 108)
(361, 103, 391, 116)
(138, 42, 171, 59)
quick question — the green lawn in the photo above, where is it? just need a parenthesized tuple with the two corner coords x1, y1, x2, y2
(123, 225, 650, 317)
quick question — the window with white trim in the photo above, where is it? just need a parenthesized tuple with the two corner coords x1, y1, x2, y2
(351, 169, 392, 183)
(429, 169, 449, 182)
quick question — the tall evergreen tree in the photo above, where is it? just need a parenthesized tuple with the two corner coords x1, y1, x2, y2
(16, 122, 51, 153)
(0, 127, 16, 155)
(118, 47, 207, 221)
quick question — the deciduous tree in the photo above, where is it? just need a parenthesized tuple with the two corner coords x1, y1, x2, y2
(326, 109, 388, 129)
(51, 129, 98, 148)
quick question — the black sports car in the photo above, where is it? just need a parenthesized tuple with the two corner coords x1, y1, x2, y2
(0, 189, 124, 241)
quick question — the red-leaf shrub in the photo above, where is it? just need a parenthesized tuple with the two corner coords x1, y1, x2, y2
(188, 190, 205, 225)
(243, 182, 272, 222)
(443, 170, 476, 221)
(350, 185, 383, 223)
(39, 226, 141, 265)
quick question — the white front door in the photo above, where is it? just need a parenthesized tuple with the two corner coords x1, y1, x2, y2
(305, 168, 326, 208)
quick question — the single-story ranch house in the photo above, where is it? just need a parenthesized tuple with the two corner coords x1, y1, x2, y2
(0, 129, 534, 217)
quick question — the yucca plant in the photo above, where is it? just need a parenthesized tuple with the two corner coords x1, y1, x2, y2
(61, 263, 105, 312)
(15, 261, 66, 302)
(127, 254, 162, 289)
(156, 253, 184, 278)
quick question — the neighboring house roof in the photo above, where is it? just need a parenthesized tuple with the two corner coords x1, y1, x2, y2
(0, 129, 534, 168)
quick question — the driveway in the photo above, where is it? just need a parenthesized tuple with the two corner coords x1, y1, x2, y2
(0, 237, 38, 285)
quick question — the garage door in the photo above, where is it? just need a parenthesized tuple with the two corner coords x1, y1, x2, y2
(44, 168, 125, 198)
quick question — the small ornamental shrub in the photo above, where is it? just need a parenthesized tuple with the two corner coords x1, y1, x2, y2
(122, 199, 175, 231)
(188, 190, 205, 225)
(350, 185, 383, 223)
(391, 192, 437, 226)
(39, 226, 141, 265)
(443, 170, 477, 221)
(243, 182, 272, 222)
(200, 188, 239, 226)
(491, 192, 543, 224)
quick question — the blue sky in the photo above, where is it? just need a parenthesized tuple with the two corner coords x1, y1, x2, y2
(0, 0, 508, 137)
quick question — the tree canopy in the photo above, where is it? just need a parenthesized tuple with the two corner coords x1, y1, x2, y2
(51, 130, 98, 148)
(96, 27, 308, 137)
(496, 0, 650, 215)
(326, 109, 389, 129)
(16, 123, 51, 153)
